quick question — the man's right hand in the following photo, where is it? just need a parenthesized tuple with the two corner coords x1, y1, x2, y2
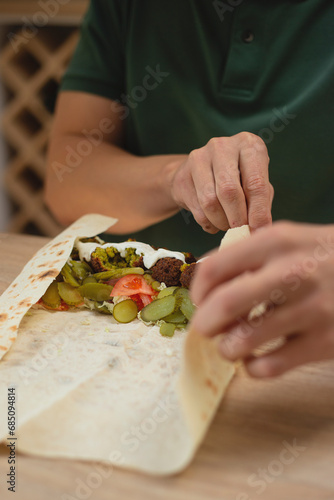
(164, 132, 274, 233)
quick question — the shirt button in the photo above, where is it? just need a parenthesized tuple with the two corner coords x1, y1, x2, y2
(242, 30, 254, 43)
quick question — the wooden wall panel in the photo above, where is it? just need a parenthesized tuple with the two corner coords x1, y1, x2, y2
(0, 26, 80, 236)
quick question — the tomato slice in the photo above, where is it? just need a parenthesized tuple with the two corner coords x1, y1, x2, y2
(38, 298, 70, 311)
(139, 293, 154, 307)
(110, 275, 155, 297)
(131, 293, 144, 311)
(58, 301, 71, 311)
(129, 293, 155, 311)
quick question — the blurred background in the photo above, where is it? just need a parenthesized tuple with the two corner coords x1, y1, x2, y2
(0, 0, 89, 236)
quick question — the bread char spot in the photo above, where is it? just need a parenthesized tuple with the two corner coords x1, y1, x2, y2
(18, 299, 32, 308)
(28, 269, 59, 283)
(38, 269, 59, 280)
(0, 313, 8, 323)
(205, 378, 218, 395)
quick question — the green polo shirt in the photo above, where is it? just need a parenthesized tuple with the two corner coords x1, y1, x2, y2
(61, 0, 334, 256)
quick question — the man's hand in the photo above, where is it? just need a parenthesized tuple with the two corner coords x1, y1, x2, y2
(190, 222, 334, 377)
(164, 132, 273, 233)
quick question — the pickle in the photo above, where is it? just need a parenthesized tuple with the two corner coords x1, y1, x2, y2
(159, 322, 176, 337)
(82, 276, 97, 285)
(151, 281, 161, 291)
(143, 273, 154, 284)
(157, 286, 178, 299)
(93, 267, 144, 281)
(70, 260, 92, 280)
(61, 263, 80, 287)
(143, 274, 161, 291)
(42, 281, 61, 308)
(140, 295, 176, 323)
(175, 323, 187, 330)
(163, 310, 187, 324)
(174, 287, 196, 321)
(58, 282, 83, 306)
(113, 299, 138, 323)
(78, 283, 113, 302)
(94, 302, 113, 315)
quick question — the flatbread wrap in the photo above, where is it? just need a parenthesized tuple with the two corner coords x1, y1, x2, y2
(0, 214, 249, 475)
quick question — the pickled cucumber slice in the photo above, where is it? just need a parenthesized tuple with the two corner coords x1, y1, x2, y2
(143, 273, 154, 284)
(175, 323, 187, 330)
(113, 299, 138, 323)
(82, 276, 97, 285)
(157, 286, 178, 299)
(174, 287, 196, 320)
(140, 295, 176, 323)
(181, 300, 195, 321)
(93, 267, 144, 281)
(70, 260, 92, 280)
(41, 281, 61, 308)
(159, 322, 176, 337)
(163, 310, 187, 324)
(78, 283, 113, 302)
(94, 302, 113, 315)
(58, 282, 83, 306)
(61, 263, 80, 287)
(151, 281, 161, 291)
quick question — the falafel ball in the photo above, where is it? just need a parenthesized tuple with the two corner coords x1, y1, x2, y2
(132, 255, 145, 269)
(151, 257, 183, 286)
(180, 262, 197, 289)
(183, 252, 197, 264)
(90, 253, 109, 273)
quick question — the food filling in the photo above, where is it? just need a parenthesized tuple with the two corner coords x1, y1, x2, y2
(36, 238, 198, 337)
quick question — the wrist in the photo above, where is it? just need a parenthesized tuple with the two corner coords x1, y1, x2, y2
(160, 156, 186, 207)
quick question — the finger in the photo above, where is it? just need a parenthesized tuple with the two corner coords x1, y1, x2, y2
(190, 262, 284, 337)
(209, 140, 248, 228)
(218, 294, 317, 361)
(190, 238, 262, 307)
(191, 154, 229, 232)
(192, 207, 221, 234)
(188, 186, 221, 233)
(175, 168, 220, 234)
(190, 250, 311, 339)
(269, 183, 275, 206)
(244, 330, 334, 378)
(190, 222, 295, 307)
(238, 133, 272, 230)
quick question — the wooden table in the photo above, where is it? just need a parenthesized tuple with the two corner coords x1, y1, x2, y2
(0, 233, 334, 500)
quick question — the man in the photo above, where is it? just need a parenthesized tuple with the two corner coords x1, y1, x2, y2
(45, 0, 334, 375)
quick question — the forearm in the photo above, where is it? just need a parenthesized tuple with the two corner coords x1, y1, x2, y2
(45, 134, 186, 233)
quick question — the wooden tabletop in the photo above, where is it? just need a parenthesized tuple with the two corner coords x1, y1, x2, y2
(0, 233, 334, 500)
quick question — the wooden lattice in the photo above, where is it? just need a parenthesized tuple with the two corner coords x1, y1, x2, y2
(0, 26, 80, 236)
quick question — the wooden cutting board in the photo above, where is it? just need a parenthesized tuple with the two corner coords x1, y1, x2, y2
(0, 233, 333, 500)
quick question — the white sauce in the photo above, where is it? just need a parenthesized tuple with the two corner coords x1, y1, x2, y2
(75, 239, 185, 269)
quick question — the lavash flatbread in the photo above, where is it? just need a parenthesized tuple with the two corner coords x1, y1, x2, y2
(0, 216, 249, 475)
(0, 214, 117, 360)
